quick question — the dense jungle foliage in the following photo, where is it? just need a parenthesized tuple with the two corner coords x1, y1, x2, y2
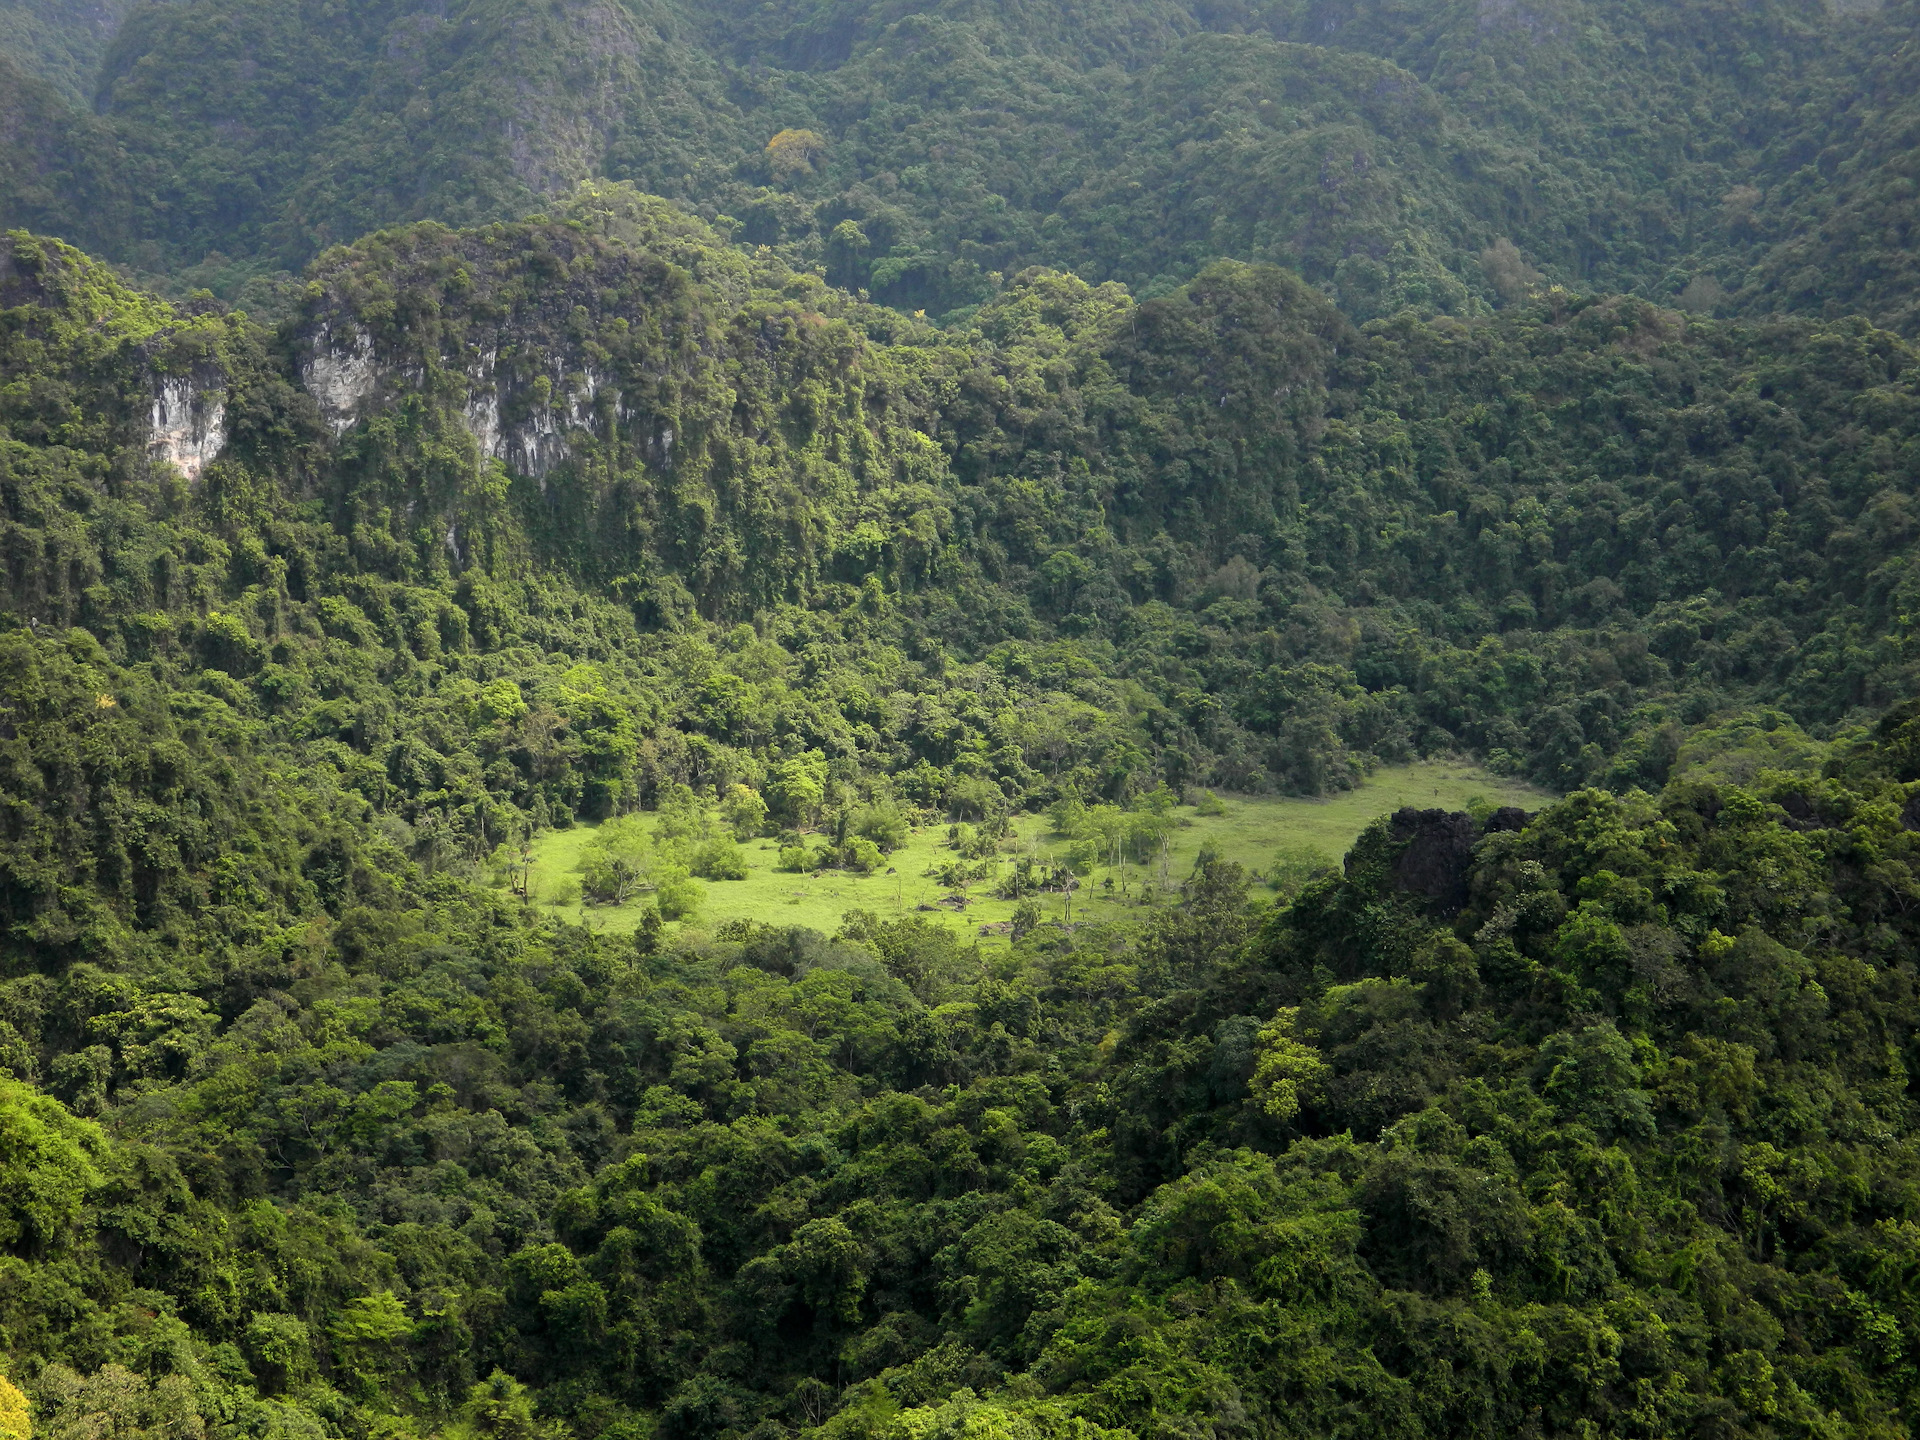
(3, 1, 1920, 1438)
(0, 176, 1918, 1437)
(3, 187, 1919, 823)
(1, 0, 1918, 332)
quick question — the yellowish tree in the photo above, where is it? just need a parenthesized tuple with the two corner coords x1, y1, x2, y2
(1249, 1008, 1328, 1121)
(766, 128, 827, 179)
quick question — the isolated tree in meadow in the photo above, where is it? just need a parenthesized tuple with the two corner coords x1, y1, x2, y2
(580, 814, 651, 904)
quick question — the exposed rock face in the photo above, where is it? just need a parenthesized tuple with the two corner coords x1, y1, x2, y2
(454, 348, 611, 478)
(300, 325, 619, 480)
(500, 0, 644, 197)
(303, 325, 378, 434)
(503, 399, 569, 479)
(483, 370, 626, 477)
(1387, 808, 1479, 914)
(148, 377, 226, 480)
(463, 387, 503, 463)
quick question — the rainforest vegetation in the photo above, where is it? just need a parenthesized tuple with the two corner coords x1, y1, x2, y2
(0, 0, 1916, 332)
(3, 0, 1920, 1437)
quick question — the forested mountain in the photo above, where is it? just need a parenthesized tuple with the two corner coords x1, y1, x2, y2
(7, 188, 1919, 812)
(2, 179, 1920, 1435)
(1, 0, 1917, 330)
(0, 0, 127, 101)
(4, 1, 1920, 1438)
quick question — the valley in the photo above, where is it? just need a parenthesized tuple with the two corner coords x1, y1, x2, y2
(527, 759, 1554, 938)
(0, 3, 1918, 1438)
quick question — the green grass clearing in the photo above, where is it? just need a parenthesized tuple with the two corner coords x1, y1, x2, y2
(520, 758, 1553, 946)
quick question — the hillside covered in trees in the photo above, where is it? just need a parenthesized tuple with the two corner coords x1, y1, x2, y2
(3, 1, 1920, 1438)
(1, 0, 1918, 332)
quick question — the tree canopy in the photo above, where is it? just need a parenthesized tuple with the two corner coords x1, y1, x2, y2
(2, 2, 1920, 1436)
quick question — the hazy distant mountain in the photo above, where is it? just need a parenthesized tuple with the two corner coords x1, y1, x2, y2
(1, 0, 1914, 333)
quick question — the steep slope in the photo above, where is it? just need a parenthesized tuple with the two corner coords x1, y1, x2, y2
(0, 50, 131, 257)
(1731, 0, 1920, 335)
(2, 0, 1913, 330)
(754, 0, 1850, 313)
(288, 191, 955, 616)
(0, 0, 129, 101)
(273, 0, 749, 258)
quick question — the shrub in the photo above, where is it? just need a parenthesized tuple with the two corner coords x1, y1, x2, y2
(722, 784, 769, 840)
(768, 754, 828, 824)
(1010, 899, 1043, 942)
(692, 838, 749, 880)
(842, 836, 884, 874)
(948, 776, 1002, 820)
(579, 814, 652, 903)
(653, 868, 705, 921)
(1269, 844, 1334, 899)
(853, 802, 909, 852)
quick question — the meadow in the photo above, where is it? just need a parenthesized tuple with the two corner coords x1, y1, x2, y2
(522, 759, 1553, 944)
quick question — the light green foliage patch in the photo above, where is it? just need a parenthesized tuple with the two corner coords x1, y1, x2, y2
(526, 760, 1549, 940)
(0, 1077, 105, 1252)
